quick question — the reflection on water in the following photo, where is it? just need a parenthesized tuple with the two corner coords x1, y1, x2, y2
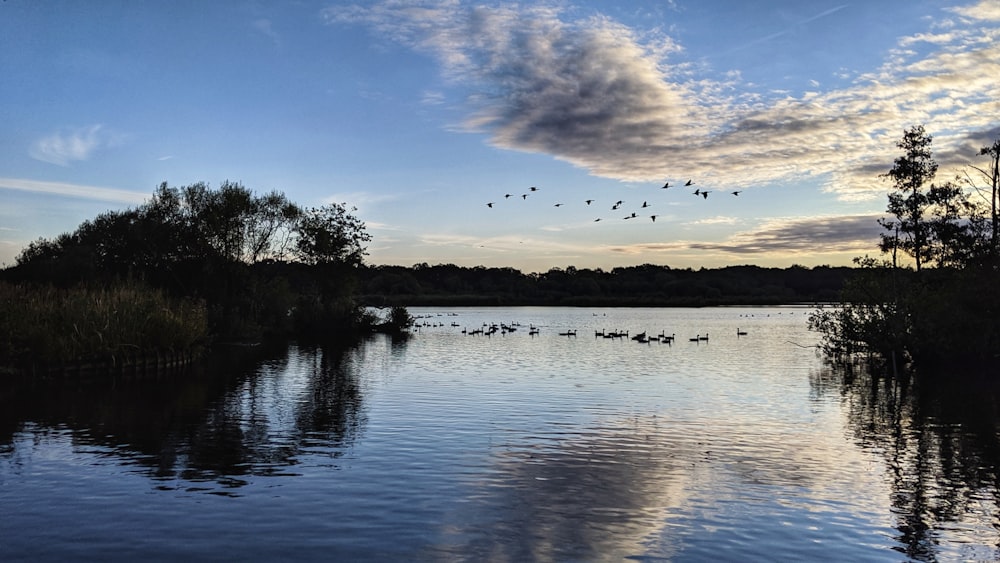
(833, 366, 1000, 562)
(1, 307, 1000, 560)
(0, 342, 366, 492)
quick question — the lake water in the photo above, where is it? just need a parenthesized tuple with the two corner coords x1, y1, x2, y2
(2, 306, 999, 561)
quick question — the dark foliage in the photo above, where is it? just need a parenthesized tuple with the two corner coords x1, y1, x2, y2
(358, 262, 851, 307)
(811, 127, 1000, 372)
(2, 182, 376, 345)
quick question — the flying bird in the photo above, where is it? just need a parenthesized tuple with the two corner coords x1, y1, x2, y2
(624, 212, 637, 220)
(641, 201, 649, 208)
(554, 203, 563, 207)
(487, 202, 494, 208)
(530, 186, 539, 192)
(661, 182, 671, 189)
(732, 191, 741, 196)
(693, 189, 701, 196)
(650, 215, 657, 222)
(585, 199, 594, 205)
(522, 194, 528, 199)
(701, 191, 710, 199)
(685, 179, 694, 186)
(504, 193, 513, 199)
(594, 218, 602, 222)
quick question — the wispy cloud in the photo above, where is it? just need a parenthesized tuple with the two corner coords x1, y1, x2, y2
(606, 214, 881, 259)
(321, 191, 400, 208)
(689, 214, 883, 254)
(325, 1, 1000, 202)
(29, 124, 119, 166)
(724, 4, 849, 54)
(0, 177, 148, 204)
(253, 18, 281, 46)
(685, 215, 739, 226)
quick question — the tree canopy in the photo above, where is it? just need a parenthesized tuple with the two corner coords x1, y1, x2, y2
(4, 181, 374, 340)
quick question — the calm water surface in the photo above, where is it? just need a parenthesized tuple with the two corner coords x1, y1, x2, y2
(2, 306, 999, 561)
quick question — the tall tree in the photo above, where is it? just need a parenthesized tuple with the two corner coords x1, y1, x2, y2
(964, 138, 1000, 260)
(879, 125, 938, 271)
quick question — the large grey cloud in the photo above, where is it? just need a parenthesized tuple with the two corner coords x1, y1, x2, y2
(325, 1, 1000, 201)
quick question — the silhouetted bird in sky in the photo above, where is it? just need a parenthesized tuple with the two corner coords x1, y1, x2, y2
(693, 189, 701, 196)
(487, 202, 494, 208)
(594, 218, 602, 222)
(554, 203, 563, 207)
(732, 190, 741, 196)
(685, 179, 694, 186)
(585, 199, 594, 205)
(624, 212, 637, 220)
(504, 193, 513, 199)
(641, 201, 649, 208)
(661, 182, 670, 189)
(650, 215, 657, 222)
(701, 191, 710, 199)
(530, 186, 539, 192)
(522, 194, 528, 199)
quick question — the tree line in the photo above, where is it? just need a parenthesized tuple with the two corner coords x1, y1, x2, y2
(810, 126, 1000, 371)
(358, 262, 851, 306)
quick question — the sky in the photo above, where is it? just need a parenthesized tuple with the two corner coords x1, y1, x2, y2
(2, 0, 1000, 273)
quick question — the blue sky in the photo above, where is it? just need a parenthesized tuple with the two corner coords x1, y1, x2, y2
(3, 0, 1000, 272)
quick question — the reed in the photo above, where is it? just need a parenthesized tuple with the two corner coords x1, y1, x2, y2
(0, 281, 208, 367)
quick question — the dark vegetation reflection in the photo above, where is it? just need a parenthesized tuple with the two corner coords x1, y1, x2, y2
(817, 365, 1000, 562)
(0, 341, 367, 492)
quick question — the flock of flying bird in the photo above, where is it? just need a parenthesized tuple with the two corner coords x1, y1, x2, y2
(485, 180, 742, 223)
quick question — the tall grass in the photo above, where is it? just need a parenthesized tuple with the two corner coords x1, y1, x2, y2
(0, 281, 208, 367)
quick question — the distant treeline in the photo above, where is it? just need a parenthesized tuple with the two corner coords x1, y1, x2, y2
(358, 263, 851, 307)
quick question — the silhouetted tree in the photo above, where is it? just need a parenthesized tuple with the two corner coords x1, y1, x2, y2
(294, 203, 370, 267)
(6, 182, 378, 341)
(879, 125, 938, 271)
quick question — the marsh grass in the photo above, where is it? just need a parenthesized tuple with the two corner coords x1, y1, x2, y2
(0, 281, 208, 367)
